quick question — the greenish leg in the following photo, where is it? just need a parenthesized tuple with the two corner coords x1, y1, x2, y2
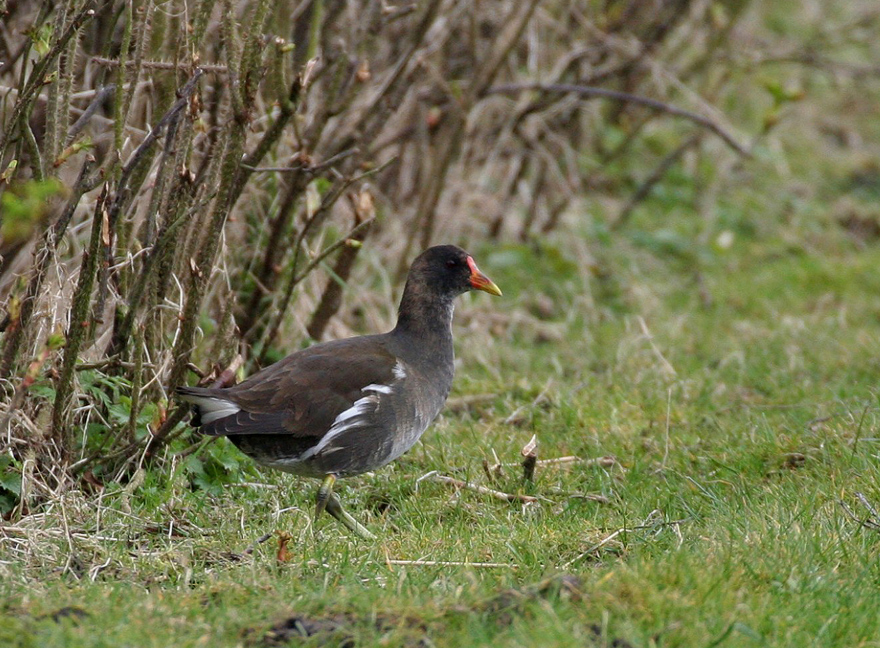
(315, 474, 337, 520)
(325, 492, 376, 541)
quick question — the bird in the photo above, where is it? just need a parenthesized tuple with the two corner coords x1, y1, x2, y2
(176, 245, 502, 539)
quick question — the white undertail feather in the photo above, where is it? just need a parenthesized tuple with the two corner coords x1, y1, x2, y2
(180, 394, 241, 425)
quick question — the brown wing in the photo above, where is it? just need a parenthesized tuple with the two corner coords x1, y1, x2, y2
(184, 335, 398, 440)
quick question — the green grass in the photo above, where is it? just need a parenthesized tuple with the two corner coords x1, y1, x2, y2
(4, 216, 880, 647)
(6, 4, 880, 638)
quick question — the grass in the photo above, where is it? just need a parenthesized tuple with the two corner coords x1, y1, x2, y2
(4, 3, 880, 642)
(4, 212, 880, 647)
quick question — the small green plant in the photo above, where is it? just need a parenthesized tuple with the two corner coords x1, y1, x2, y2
(180, 439, 253, 494)
(0, 178, 64, 246)
(0, 455, 21, 517)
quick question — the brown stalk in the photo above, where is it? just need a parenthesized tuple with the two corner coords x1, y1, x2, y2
(120, 1, 155, 157)
(51, 185, 111, 455)
(521, 434, 538, 482)
(471, 0, 542, 99)
(518, 161, 547, 243)
(101, 69, 204, 354)
(41, 0, 73, 170)
(159, 0, 274, 442)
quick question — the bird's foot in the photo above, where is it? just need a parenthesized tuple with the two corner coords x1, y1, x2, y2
(325, 492, 376, 541)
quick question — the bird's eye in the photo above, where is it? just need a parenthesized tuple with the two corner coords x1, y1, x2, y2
(446, 259, 457, 268)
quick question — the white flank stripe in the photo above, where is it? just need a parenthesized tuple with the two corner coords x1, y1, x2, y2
(296, 371, 401, 461)
(299, 393, 378, 460)
(363, 383, 393, 395)
(333, 395, 374, 426)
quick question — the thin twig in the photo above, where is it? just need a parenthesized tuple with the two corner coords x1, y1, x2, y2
(851, 402, 870, 456)
(261, 154, 395, 351)
(566, 493, 613, 504)
(563, 518, 691, 568)
(498, 455, 618, 469)
(432, 474, 538, 503)
(259, 215, 377, 359)
(615, 133, 702, 229)
(562, 529, 625, 569)
(503, 382, 552, 425)
(856, 492, 880, 521)
(294, 219, 375, 284)
(91, 56, 229, 73)
(244, 533, 274, 555)
(240, 148, 359, 174)
(386, 559, 516, 569)
(590, 518, 692, 534)
(638, 316, 677, 377)
(220, 532, 274, 562)
(486, 82, 750, 156)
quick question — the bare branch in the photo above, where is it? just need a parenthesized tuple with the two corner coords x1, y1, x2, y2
(486, 82, 750, 156)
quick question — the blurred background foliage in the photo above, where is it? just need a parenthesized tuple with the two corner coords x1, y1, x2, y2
(0, 0, 878, 517)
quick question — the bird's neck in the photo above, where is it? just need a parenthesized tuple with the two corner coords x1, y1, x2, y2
(395, 293, 454, 335)
(392, 288, 456, 359)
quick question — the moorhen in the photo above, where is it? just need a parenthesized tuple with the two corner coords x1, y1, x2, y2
(177, 245, 502, 539)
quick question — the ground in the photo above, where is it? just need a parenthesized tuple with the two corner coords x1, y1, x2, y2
(4, 2, 880, 642)
(4, 216, 880, 646)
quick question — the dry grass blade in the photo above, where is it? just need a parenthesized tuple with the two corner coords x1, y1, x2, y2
(839, 494, 880, 533)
